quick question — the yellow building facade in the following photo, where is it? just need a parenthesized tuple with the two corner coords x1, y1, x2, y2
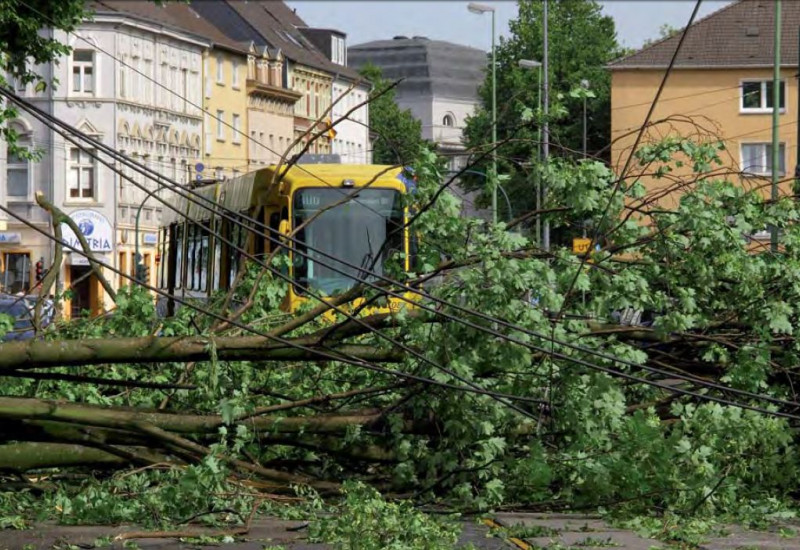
(203, 47, 250, 182)
(609, 0, 799, 229)
(611, 68, 797, 212)
(290, 64, 334, 156)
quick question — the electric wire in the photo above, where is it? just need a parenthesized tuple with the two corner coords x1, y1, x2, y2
(0, 199, 552, 406)
(552, 0, 704, 353)
(8, 83, 796, 411)
(5, 87, 798, 418)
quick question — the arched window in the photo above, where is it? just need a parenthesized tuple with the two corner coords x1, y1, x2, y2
(442, 114, 455, 127)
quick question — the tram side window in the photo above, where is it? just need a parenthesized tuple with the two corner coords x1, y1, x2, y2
(212, 231, 222, 291)
(185, 224, 195, 290)
(174, 225, 184, 290)
(198, 225, 209, 292)
(228, 222, 241, 287)
(184, 223, 209, 292)
(158, 228, 168, 288)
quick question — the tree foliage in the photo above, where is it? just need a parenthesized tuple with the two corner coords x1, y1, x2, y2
(0, 0, 87, 153)
(4, 0, 800, 543)
(358, 63, 425, 165)
(462, 0, 625, 224)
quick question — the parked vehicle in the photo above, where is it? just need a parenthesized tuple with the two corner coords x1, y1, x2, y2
(0, 294, 54, 341)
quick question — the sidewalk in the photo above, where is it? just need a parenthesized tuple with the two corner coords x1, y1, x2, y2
(5, 513, 800, 549)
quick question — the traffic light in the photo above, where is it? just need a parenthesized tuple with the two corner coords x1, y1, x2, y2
(35, 258, 44, 282)
(134, 254, 150, 284)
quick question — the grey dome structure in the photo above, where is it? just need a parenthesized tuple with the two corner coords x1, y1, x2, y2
(348, 36, 487, 102)
(348, 36, 489, 219)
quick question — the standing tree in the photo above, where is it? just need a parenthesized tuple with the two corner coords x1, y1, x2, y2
(462, 0, 625, 224)
(358, 63, 425, 165)
(0, 0, 87, 151)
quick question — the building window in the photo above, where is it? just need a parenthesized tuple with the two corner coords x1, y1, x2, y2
(72, 50, 94, 94)
(216, 55, 224, 84)
(442, 114, 455, 127)
(232, 114, 241, 144)
(68, 147, 96, 199)
(2, 252, 30, 294)
(331, 36, 346, 65)
(741, 142, 786, 176)
(7, 147, 29, 198)
(232, 59, 240, 88)
(741, 80, 786, 112)
(216, 110, 225, 141)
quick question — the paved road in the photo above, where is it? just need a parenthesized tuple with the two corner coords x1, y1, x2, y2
(5, 513, 800, 549)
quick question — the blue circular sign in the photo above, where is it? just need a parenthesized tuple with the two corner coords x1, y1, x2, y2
(78, 219, 94, 236)
(195, 162, 205, 173)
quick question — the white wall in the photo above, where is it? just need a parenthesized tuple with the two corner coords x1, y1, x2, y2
(331, 78, 371, 164)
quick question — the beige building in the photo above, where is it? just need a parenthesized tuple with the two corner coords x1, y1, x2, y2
(247, 47, 300, 167)
(610, 0, 799, 223)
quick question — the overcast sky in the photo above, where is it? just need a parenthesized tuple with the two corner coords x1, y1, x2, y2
(286, 1, 733, 52)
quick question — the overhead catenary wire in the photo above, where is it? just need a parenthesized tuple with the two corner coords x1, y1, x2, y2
(552, 0, 705, 346)
(5, 194, 800, 422)
(8, 81, 797, 413)
(5, 93, 549, 421)
(5, 87, 799, 418)
(0, 199, 552, 407)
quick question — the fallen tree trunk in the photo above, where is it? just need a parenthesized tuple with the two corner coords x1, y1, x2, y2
(0, 397, 392, 435)
(0, 442, 132, 472)
(0, 336, 401, 370)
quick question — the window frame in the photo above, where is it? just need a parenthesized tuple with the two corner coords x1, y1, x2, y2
(232, 113, 241, 144)
(1, 252, 31, 294)
(67, 147, 97, 201)
(72, 50, 95, 95)
(740, 79, 787, 113)
(232, 59, 240, 89)
(216, 55, 224, 85)
(6, 143, 31, 199)
(216, 110, 225, 141)
(740, 141, 786, 177)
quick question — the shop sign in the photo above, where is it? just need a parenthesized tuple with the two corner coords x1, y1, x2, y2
(61, 210, 113, 253)
(142, 232, 158, 245)
(0, 232, 21, 244)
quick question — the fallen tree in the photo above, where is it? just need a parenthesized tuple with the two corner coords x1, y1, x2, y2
(0, 137, 799, 528)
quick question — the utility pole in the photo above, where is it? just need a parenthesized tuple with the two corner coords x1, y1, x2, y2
(795, 25, 800, 198)
(542, 0, 550, 251)
(771, 0, 782, 252)
(467, 3, 497, 224)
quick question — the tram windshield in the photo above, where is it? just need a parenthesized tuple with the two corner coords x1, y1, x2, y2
(292, 187, 404, 295)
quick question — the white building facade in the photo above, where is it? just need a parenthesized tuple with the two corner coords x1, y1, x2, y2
(0, 15, 205, 316)
(331, 77, 371, 164)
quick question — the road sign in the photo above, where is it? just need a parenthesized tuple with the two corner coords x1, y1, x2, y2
(572, 238, 592, 254)
(195, 162, 205, 173)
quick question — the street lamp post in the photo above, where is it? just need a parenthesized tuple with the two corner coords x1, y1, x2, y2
(581, 79, 590, 159)
(468, 2, 497, 224)
(450, 169, 514, 221)
(519, 59, 542, 245)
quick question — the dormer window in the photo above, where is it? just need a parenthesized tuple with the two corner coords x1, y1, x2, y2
(331, 35, 346, 65)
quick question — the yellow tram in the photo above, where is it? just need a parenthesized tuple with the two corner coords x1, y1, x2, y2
(157, 163, 415, 314)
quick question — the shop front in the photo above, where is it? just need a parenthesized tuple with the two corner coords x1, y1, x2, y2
(61, 209, 113, 318)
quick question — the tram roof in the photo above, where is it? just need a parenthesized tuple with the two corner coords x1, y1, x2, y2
(161, 164, 405, 226)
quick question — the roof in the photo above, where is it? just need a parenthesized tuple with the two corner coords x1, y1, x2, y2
(207, 1, 361, 79)
(89, 1, 247, 55)
(89, 1, 362, 79)
(348, 37, 486, 100)
(610, 0, 800, 69)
